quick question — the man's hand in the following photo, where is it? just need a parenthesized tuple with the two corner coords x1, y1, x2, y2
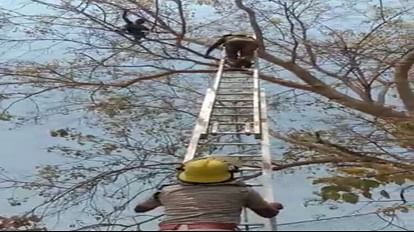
(134, 194, 161, 213)
(269, 202, 284, 215)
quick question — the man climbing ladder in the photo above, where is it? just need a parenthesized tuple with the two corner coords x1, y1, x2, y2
(135, 157, 283, 231)
(205, 33, 258, 68)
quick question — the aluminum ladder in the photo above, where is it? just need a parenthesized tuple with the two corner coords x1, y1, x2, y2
(184, 51, 277, 231)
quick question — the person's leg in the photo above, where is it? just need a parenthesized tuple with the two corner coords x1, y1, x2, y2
(225, 44, 239, 67)
(238, 58, 253, 68)
(240, 40, 258, 67)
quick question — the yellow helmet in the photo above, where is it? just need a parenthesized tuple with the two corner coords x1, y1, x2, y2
(177, 157, 235, 184)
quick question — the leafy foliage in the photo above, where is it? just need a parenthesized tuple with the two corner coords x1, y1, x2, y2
(0, 215, 46, 231)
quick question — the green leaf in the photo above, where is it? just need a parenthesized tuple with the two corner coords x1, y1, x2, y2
(313, 177, 331, 185)
(0, 113, 13, 121)
(341, 192, 359, 204)
(341, 177, 362, 189)
(380, 190, 390, 199)
(362, 179, 380, 189)
(321, 185, 351, 193)
(322, 191, 341, 201)
(321, 186, 341, 201)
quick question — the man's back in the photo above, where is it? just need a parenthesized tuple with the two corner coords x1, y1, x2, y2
(223, 33, 254, 42)
(158, 182, 266, 225)
(205, 33, 257, 57)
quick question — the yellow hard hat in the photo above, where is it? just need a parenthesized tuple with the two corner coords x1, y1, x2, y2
(177, 158, 233, 184)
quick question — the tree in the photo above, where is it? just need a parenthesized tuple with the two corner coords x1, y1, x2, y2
(0, 0, 413, 230)
(0, 215, 46, 231)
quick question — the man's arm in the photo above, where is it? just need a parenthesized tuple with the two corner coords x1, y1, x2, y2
(205, 37, 225, 57)
(140, 25, 150, 31)
(122, 10, 132, 24)
(245, 188, 283, 218)
(134, 193, 162, 213)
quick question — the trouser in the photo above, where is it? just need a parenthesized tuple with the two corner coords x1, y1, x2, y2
(224, 39, 258, 68)
(161, 225, 233, 231)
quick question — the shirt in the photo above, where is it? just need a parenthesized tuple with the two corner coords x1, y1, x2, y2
(141, 181, 270, 224)
(205, 34, 257, 56)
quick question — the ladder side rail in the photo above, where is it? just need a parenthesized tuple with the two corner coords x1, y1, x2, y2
(252, 51, 261, 137)
(185, 50, 226, 162)
(184, 88, 215, 162)
(260, 90, 277, 231)
(212, 50, 226, 91)
(200, 50, 226, 136)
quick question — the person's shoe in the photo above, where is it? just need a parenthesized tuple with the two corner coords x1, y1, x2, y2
(239, 59, 253, 68)
(227, 60, 241, 68)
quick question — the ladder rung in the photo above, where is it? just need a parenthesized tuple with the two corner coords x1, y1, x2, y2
(214, 106, 252, 109)
(212, 114, 253, 117)
(212, 121, 252, 123)
(220, 81, 253, 83)
(219, 86, 251, 88)
(204, 142, 260, 146)
(217, 93, 252, 95)
(217, 91, 251, 94)
(220, 83, 253, 86)
(216, 101, 253, 103)
(218, 87, 252, 90)
(222, 76, 251, 78)
(222, 67, 252, 71)
(209, 153, 259, 156)
(216, 99, 253, 102)
(222, 72, 250, 75)
(217, 122, 254, 125)
(210, 132, 253, 135)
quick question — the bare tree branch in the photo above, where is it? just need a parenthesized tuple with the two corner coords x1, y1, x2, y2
(172, 0, 186, 46)
(394, 49, 414, 113)
(234, 0, 265, 52)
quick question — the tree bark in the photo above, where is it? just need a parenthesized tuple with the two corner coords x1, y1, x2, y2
(395, 50, 414, 114)
(261, 52, 411, 119)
